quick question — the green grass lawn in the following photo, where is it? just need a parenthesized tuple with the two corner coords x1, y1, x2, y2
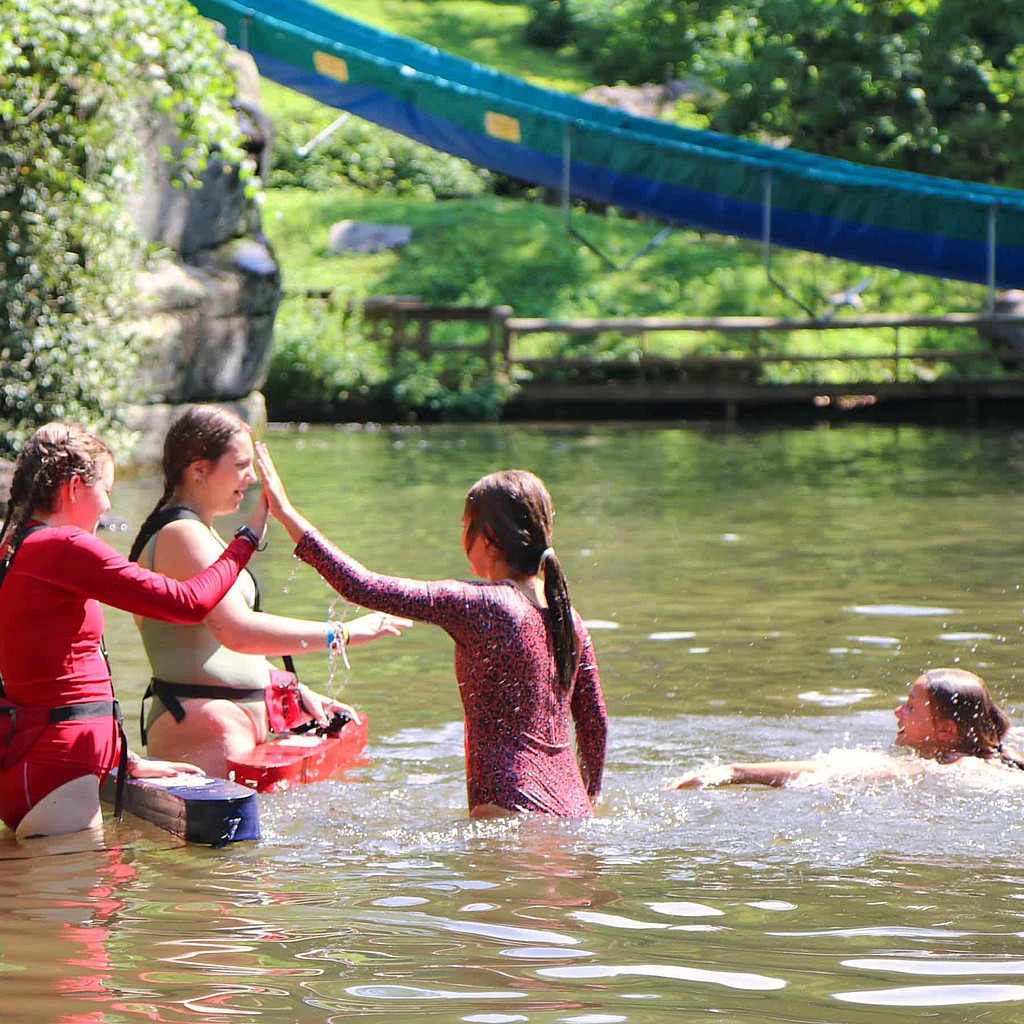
(265, 188, 989, 356)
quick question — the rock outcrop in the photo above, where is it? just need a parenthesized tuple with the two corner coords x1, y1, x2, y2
(123, 48, 279, 450)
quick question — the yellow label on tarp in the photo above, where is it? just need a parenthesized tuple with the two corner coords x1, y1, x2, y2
(485, 111, 521, 143)
(314, 51, 349, 82)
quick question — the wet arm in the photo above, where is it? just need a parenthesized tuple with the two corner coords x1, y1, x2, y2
(666, 760, 823, 789)
(257, 441, 476, 637)
(145, 519, 330, 655)
(293, 529, 480, 640)
(571, 629, 607, 798)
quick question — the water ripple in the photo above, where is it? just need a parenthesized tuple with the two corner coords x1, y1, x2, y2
(347, 984, 525, 1001)
(833, 983, 1024, 1006)
(537, 963, 786, 992)
(842, 957, 1024, 975)
(848, 604, 958, 617)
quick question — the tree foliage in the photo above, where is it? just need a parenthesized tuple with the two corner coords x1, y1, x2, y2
(0, 0, 247, 458)
(532, 0, 1024, 186)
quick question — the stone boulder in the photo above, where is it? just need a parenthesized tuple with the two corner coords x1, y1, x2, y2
(0, 459, 11, 510)
(131, 238, 279, 404)
(123, 46, 280, 449)
(328, 221, 413, 254)
(582, 79, 720, 122)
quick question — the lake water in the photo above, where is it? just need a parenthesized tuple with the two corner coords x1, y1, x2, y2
(4, 421, 1024, 1024)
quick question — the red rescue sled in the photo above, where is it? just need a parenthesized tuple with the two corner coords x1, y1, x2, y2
(226, 713, 369, 793)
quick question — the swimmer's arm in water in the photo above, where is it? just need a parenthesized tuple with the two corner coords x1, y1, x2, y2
(665, 751, 916, 789)
(665, 760, 822, 789)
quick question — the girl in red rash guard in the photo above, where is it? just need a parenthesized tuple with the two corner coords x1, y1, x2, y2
(0, 422, 266, 839)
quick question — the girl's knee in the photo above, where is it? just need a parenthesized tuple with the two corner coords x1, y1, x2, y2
(16, 775, 102, 839)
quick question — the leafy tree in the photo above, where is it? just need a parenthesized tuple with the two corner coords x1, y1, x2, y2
(711, 0, 1024, 185)
(0, 0, 248, 458)
(535, 0, 1024, 186)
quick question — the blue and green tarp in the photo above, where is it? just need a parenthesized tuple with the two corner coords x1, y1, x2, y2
(193, 0, 1024, 288)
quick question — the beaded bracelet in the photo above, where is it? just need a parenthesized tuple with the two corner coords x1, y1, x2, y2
(326, 621, 351, 670)
(325, 622, 350, 649)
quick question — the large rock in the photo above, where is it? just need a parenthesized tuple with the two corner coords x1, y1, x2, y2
(132, 238, 279, 402)
(328, 221, 413, 254)
(124, 47, 280, 447)
(0, 459, 11, 509)
(582, 79, 720, 121)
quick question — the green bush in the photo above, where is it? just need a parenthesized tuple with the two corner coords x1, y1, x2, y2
(524, 0, 575, 48)
(709, 0, 1024, 186)
(0, 0, 247, 458)
(269, 117, 493, 198)
(389, 350, 517, 420)
(264, 294, 390, 420)
(265, 292, 517, 422)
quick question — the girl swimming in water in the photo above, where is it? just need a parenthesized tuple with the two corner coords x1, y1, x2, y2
(665, 668, 1024, 789)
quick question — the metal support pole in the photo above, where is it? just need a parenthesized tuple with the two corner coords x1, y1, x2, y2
(297, 113, 351, 158)
(762, 171, 816, 319)
(560, 125, 671, 271)
(987, 203, 999, 314)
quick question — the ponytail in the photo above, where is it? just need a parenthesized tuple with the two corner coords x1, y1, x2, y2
(541, 548, 580, 692)
(997, 744, 1024, 772)
(465, 470, 580, 692)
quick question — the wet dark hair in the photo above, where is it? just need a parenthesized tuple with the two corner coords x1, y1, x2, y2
(921, 668, 1024, 768)
(0, 423, 113, 550)
(130, 405, 249, 561)
(464, 469, 579, 691)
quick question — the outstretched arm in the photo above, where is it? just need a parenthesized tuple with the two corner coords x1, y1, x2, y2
(256, 441, 482, 641)
(666, 750, 911, 789)
(665, 760, 824, 789)
(138, 518, 410, 655)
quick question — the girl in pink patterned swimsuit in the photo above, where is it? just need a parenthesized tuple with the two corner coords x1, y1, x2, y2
(257, 446, 607, 818)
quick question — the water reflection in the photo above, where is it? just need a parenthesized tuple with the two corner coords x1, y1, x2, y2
(0, 835, 134, 1024)
(5, 423, 1024, 1022)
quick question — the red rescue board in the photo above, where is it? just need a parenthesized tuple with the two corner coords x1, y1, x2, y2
(226, 713, 369, 793)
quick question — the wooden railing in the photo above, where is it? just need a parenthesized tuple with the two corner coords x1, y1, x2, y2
(293, 293, 511, 367)
(289, 291, 1024, 386)
(502, 311, 1024, 384)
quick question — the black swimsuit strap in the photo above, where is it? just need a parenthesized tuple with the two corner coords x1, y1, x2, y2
(132, 507, 299, 743)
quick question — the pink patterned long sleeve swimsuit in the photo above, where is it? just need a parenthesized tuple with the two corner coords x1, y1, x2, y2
(297, 531, 608, 817)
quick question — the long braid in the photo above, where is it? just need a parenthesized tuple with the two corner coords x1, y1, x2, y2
(2, 423, 112, 553)
(129, 482, 176, 563)
(465, 470, 579, 692)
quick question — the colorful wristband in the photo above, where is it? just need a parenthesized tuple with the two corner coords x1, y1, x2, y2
(326, 622, 350, 649)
